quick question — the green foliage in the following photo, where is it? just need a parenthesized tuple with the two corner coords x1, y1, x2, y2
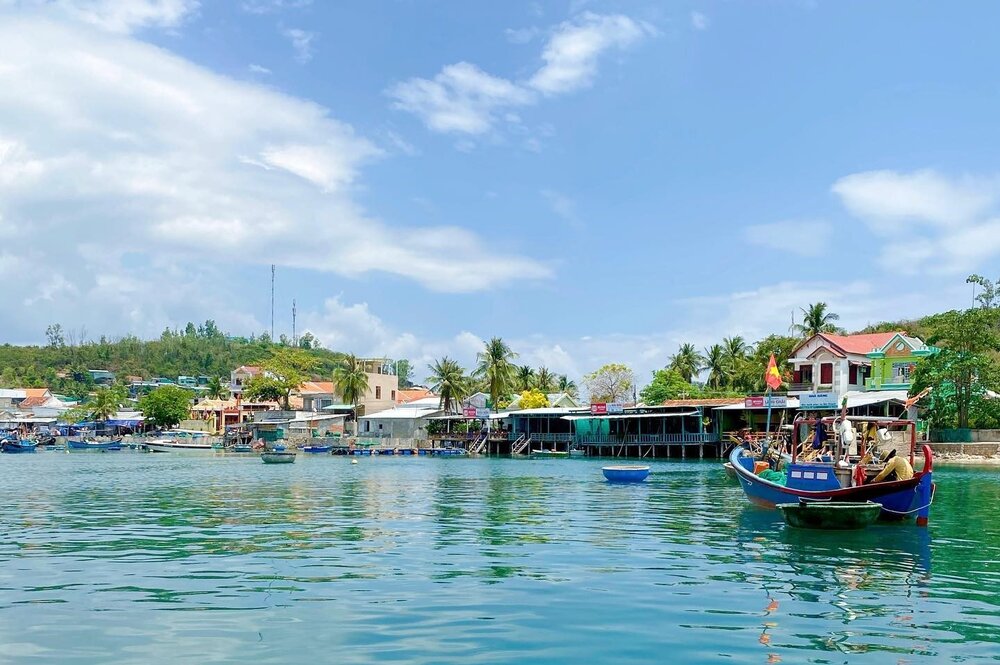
(90, 384, 127, 421)
(911, 308, 1000, 428)
(393, 359, 414, 388)
(583, 363, 635, 403)
(967, 274, 999, 309)
(517, 388, 550, 409)
(332, 354, 370, 407)
(242, 375, 285, 404)
(515, 365, 536, 391)
(205, 376, 227, 400)
(792, 302, 843, 337)
(139, 385, 194, 429)
(669, 343, 704, 382)
(535, 367, 556, 393)
(639, 369, 703, 405)
(427, 356, 468, 412)
(475, 337, 517, 411)
(557, 374, 578, 398)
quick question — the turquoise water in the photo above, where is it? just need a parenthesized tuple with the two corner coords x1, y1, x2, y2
(0, 454, 997, 664)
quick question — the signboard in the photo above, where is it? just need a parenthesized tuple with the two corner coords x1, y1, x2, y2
(744, 395, 788, 409)
(463, 407, 477, 418)
(799, 392, 839, 410)
(590, 403, 607, 415)
(475, 408, 491, 419)
(608, 403, 625, 414)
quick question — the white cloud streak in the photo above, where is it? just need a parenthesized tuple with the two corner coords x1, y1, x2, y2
(3, 0, 200, 33)
(281, 27, 316, 63)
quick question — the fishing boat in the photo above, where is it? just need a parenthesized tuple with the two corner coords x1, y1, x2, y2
(68, 438, 122, 451)
(302, 444, 333, 454)
(144, 437, 214, 453)
(730, 415, 934, 526)
(723, 462, 738, 481)
(530, 449, 569, 458)
(602, 465, 650, 483)
(1, 438, 37, 453)
(777, 500, 883, 530)
(231, 444, 253, 453)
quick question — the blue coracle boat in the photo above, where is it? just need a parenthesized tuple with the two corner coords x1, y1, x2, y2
(67, 439, 122, 451)
(2, 438, 37, 453)
(730, 416, 934, 526)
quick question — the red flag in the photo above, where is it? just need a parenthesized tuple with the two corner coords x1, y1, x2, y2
(765, 354, 782, 391)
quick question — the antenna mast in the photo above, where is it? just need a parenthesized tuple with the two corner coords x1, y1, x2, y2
(292, 299, 297, 347)
(270, 264, 275, 341)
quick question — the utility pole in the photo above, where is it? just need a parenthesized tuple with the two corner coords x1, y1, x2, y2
(292, 299, 297, 347)
(270, 264, 275, 341)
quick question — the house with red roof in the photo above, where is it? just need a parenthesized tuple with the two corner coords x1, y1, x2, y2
(787, 331, 934, 396)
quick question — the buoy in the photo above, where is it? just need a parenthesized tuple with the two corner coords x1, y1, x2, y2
(351, 459, 358, 465)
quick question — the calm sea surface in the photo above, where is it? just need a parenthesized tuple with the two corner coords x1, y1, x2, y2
(0, 453, 997, 664)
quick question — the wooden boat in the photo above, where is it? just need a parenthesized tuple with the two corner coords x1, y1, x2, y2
(602, 465, 650, 482)
(302, 444, 332, 454)
(231, 444, 253, 453)
(261, 451, 296, 464)
(530, 449, 569, 458)
(730, 416, 934, 526)
(1, 439, 37, 453)
(68, 438, 122, 451)
(723, 462, 738, 481)
(777, 500, 883, 530)
(145, 439, 215, 453)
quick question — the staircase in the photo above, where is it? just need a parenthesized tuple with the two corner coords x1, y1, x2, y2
(469, 433, 488, 455)
(511, 434, 531, 455)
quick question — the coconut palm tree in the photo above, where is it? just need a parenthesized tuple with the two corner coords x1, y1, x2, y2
(333, 354, 370, 410)
(703, 344, 727, 389)
(89, 385, 122, 422)
(668, 343, 705, 383)
(206, 376, 227, 400)
(793, 302, 841, 337)
(535, 367, 556, 393)
(557, 374, 578, 398)
(427, 357, 468, 413)
(475, 337, 517, 411)
(515, 365, 536, 391)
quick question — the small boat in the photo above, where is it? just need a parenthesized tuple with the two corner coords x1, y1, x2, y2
(144, 437, 214, 453)
(261, 451, 296, 464)
(1, 439, 37, 453)
(602, 465, 650, 483)
(777, 500, 883, 530)
(302, 444, 333, 454)
(68, 438, 122, 451)
(431, 447, 467, 456)
(231, 444, 253, 453)
(723, 462, 738, 481)
(530, 449, 569, 458)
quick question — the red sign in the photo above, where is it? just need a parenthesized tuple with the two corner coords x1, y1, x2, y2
(590, 403, 608, 415)
(745, 397, 765, 408)
(463, 407, 477, 418)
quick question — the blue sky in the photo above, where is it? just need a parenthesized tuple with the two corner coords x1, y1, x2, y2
(1, 0, 998, 384)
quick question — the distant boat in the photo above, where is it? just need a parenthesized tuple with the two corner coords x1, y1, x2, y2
(602, 465, 650, 483)
(530, 449, 568, 458)
(261, 451, 296, 464)
(68, 439, 122, 451)
(144, 438, 214, 453)
(231, 444, 253, 453)
(1, 439, 37, 453)
(302, 444, 332, 453)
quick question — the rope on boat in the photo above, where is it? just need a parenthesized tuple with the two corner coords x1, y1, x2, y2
(877, 484, 936, 516)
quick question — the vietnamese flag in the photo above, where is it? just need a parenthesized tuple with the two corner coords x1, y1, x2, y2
(765, 354, 783, 390)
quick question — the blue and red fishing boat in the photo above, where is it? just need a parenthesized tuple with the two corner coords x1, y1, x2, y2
(730, 415, 934, 526)
(1, 438, 37, 453)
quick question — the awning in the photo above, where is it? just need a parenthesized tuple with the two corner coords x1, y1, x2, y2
(715, 398, 801, 411)
(561, 411, 699, 421)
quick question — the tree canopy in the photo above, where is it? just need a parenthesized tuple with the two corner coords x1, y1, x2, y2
(517, 388, 550, 409)
(583, 363, 635, 403)
(139, 385, 194, 429)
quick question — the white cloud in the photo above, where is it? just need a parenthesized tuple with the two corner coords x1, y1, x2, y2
(833, 169, 1000, 275)
(388, 62, 534, 135)
(248, 63, 271, 75)
(690, 11, 709, 31)
(388, 12, 652, 136)
(242, 0, 311, 14)
(4, 0, 199, 33)
(832, 169, 999, 229)
(0, 15, 550, 340)
(528, 12, 650, 95)
(281, 27, 316, 63)
(744, 220, 832, 257)
(505, 26, 539, 44)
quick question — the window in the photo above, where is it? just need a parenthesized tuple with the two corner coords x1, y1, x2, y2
(849, 364, 858, 385)
(800, 366, 813, 382)
(376, 386, 382, 399)
(820, 363, 833, 384)
(391, 390, 396, 401)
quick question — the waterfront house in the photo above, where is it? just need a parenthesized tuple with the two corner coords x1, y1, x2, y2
(299, 381, 338, 411)
(229, 365, 262, 399)
(865, 333, 938, 391)
(87, 369, 116, 386)
(358, 396, 442, 440)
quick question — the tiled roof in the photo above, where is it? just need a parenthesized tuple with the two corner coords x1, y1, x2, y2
(396, 388, 433, 403)
(24, 388, 51, 398)
(300, 381, 336, 394)
(235, 365, 261, 375)
(19, 396, 50, 407)
(820, 332, 898, 355)
(660, 398, 744, 408)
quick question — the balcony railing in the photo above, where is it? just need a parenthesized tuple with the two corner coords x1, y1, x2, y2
(865, 378, 911, 390)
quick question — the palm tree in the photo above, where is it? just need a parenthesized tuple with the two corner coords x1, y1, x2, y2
(557, 375, 578, 398)
(669, 343, 705, 382)
(722, 336, 752, 390)
(475, 337, 517, 411)
(89, 386, 121, 422)
(427, 357, 468, 413)
(515, 365, 536, 391)
(793, 302, 841, 337)
(704, 344, 727, 389)
(333, 354, 370, 410)
(206, 376, 227, 400)
(535, 367, 556, 393)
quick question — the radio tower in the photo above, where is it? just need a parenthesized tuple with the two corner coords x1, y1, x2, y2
(292, 299, 297, 347)
(270, 264, 275, 341)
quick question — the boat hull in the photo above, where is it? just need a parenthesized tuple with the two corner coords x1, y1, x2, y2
(302, 445, 332, 453)
(261, 452, 296, 464)
(602, 465, 650, 483)
(730, 445, 934, 524)
(68, 440, 122, 451)
(531, 450, 569, 458)
(144, 442, 215, 453)
(1, 440, 37, 453)
(777, 501, 883, 530)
